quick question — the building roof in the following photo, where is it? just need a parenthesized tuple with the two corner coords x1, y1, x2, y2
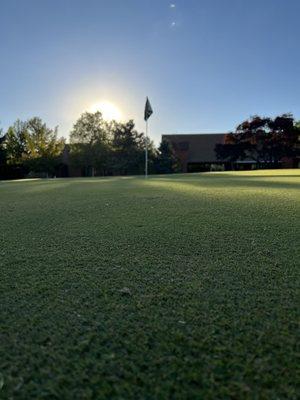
(162, 133, 226, 163)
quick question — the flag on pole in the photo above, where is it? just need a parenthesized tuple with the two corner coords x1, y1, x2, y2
(144, 97, 153, 121)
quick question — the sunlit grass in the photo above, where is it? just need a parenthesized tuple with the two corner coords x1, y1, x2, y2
(0, 170, 299, 399)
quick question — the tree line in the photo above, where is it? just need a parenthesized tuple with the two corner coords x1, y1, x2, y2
(216, 114, 299, 168)
(1, 112, 299, 179)
(0, 112, 179, 179)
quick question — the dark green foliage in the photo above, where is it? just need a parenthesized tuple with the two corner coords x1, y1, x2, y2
(0, 130, 6, 164)
(69, 112, 111, 176)
(0, 131, 8, 178)
(69, 113, 156, 176)
(0, 170, 299, 399)
(110, 120, 147, 175)
(155, 139, 180, 173)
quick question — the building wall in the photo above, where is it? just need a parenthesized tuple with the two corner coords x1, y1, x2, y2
(162, 133, 226, 172)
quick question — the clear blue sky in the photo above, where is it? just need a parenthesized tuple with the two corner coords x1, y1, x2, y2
(1, 0, 300, 143)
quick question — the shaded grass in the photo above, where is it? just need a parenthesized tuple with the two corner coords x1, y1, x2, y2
(0, 170, 299, 399)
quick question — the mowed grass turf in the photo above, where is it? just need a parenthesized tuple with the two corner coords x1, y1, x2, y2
(0, 170, 299, 399)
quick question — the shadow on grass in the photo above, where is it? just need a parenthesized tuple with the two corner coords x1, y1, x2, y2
(1, 172, 299, 194)
(139, 174, 300, 192)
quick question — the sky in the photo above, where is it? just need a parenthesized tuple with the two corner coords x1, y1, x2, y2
(1, 0, 300, 143)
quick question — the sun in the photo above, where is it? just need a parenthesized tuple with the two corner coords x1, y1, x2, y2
(90, 101, 122, 121)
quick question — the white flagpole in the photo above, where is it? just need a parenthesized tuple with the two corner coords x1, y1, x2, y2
(145, 119, 148, 179)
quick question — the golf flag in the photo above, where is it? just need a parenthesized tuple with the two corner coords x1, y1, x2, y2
(144, 97, 153, 121)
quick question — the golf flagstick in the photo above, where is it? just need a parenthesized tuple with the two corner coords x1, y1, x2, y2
(145, 119, 148, 178)
(144, 97, 153, 179)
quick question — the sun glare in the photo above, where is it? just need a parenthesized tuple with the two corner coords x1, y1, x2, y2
(90, 101, 122, 121)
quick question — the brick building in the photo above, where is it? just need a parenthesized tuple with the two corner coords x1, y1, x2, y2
(162, 133, 227, 172)
(162, 133, 299, 172)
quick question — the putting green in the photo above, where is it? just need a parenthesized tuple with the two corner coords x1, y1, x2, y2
(0, 170, 299, 399)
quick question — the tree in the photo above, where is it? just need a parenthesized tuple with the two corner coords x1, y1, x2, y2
(110, 120, 153, 175)
(155, 139, 179, 174)
(70, 112, 111, 176)
(267, 115, 299, 166)
(23, 117, 65, 175)
(5, 120, 27, 165)
(0, 128, 7, 173)
(294, 121, 300, 167)
(215, 114, 299, 167)
(5, 117, 65, 176)
(69, 115, 155, 176)
(215, 135, 250, 169)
